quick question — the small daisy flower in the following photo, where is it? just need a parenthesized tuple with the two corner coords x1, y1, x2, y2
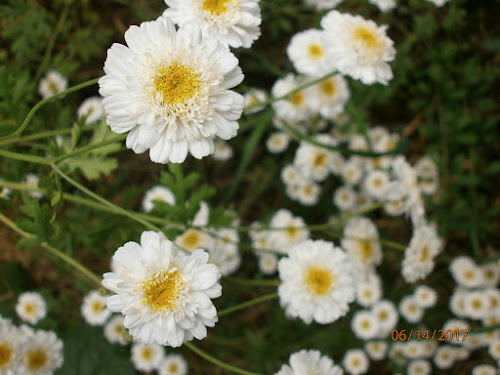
(15, 292, 47, 325)
(404, 340, 425, 359)
(287, 29, 332, 76)
(363, 169, 390, 200)
(342, 158, 364, 186)
(243, 88, 268, 114)
(131, 341, 165, 372)
(463, 290, 489, 320)
(365, 340, 387, 361)
(102, 231, 222, 347)
(369, 0, 396, 13)
(472, 364, 498, 375)
(442, 319, 470, 343)
(414, 285, 438, 309)
(449, 287, 468, 318)
(77, 96, 105, 126)
(294, 135, 337, 182)
(212, 139, 234, 161)
(258, 253, 279, 275)
(320, 11, 396, 85)
(407, 359, 431, 375)
(142, 185, 176, 212)
(163, 0, 262, 48)
(39, 70, 68, 99)
(0, 318, 22, 374)
(104, 315, 131, 345)
(281, 164, 301, 186)
(266, 132, 290, 154)
(23, 174, 44, 199)
(99, 17, 244, 164)
(356, 273, 382, 307)
(175, 228, 214, 253)
(415, 157, 438, 180)
(433, 345, 455, 369)
(19, 328, 64, 375)
(341, 216, 382, 272)
(269, 209, 310, 251)
(272, 74, 313, 123)
(334, 186, 358, 212)
(449, 256, 484, 289)
(372, 300, 399, 336)
(352, 310, 378, 340)
(159, 354, 188, 375)
(274, 349, 343, 375)
(399, 295, 424, 323)
(481, 262, 500, 287)
(81, 290, 112, 326)
(278, 239, 357, 324)
(304, 0, 343, 11)
(383, 199, 405, 217)
(297, 180, 321, 206)
(489, 339, 500, 360)
(343, 349, 369, 375)
(426, 0, 450, 7)
(306, 75, 350, 119)
(207, 228, 241, 276)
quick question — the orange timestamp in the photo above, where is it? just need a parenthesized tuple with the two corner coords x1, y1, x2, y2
(391, 329, 468, 342)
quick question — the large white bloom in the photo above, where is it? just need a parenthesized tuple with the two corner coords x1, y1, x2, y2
(102, 231, 222, 347)
(99, 17, 244, 163)
(278, 239, 357, 324)
(275, 349, 343, 375)
(321, 11, 396, 85)
(163, 0, 261, 48)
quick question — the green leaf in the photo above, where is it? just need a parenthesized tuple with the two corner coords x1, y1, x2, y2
(62, 157, 118, 180)
(17, 237, 43, 249)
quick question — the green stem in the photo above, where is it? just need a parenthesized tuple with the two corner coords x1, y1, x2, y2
(223, 278, 280, 287)
(0, 77, 100, 141)
(469, 323, 500, 334)
(0, 128, 73, 147)
(52, 134, 126, 163)
(185, 342, 263, 375)
(0, 212, 101, 287)
(0, 149, 51, 164)
(218, 292, 278, 317)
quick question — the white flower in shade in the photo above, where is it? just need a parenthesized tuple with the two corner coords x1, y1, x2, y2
(15, 292, 47, 325)
(407, 359, 431, 375)
(269, 209, 310, 252)
(401, 224, 442, 283)
(488, 339, 500, 359)
(415, 157, 438, 180)
(404, 340, 425, 359)
(131, 341, 165, 372)
(472, 364, 498, 375)
(363, 169, 390, 200)
(212, 139, 234, 161)
(272, 74, 313, 123)
(163, 0, 261, 48)
(304, 0, 343, 10)
(274, 349, 343, 375)
(449, 256, 484, 289)
(104, 315, 130, 345)
(77, 96, 105, 125)
(81, 290, 112, 326)
(192, 200, 210, 226)
(369, 0, 396, 12)
(23, 174, 44, 199)
(143, 185, 176, 212)
(414, 285, 437, 309)
(207, 228, 241, 276)
(175, 228, 214, 253)
(399, 295, 424, 323)
(39, 70, 68, 99)
(341, 216, 382, 272)
(297, 180, 321, 206)
(449, 287, 467, 318)
(306, 75, 350, 119)
(287, 29, 332, 76)
(320, 11, 395, 85)
(419, 179, 439, 195)
(343, 349, 369, 375)
(442, 319, 470, 343)
(278, 239, 357, 324)
(426, 0, 450, 7)
(281, 164, 301, 186)
(485, 288, 500, 314)
(342, 158, 364, 186)
(243, 88, 268, 114)
(356, 273, 382, 307)
(481, 262, 500, 287)
(102, 231, 222, 347)
(0, 178, 11, 200)
(266, 132, 290, 154)
(0, 318, 22, 374)
(421, 341, 438, 358)
(258, 253, 279, 275)
(334, 186, 357, 212)
(19, 328, 64, 375)
(463, 290, 489, 320)
(294, 135, 337, 182)
(364, 340, 387, 361)
(352, 310, 378, 340)
(383, 199, 405, 216)
(372, 300, 399, 336)
(159, 354, 188, 375)
(99, 17, 244, 164)
(433, 345, 455, 369)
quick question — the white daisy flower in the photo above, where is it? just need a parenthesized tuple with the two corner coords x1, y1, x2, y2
(401, 224, 442, 283)
(463, 290, 489, 320)
(364, 340, 387, 361)
(163, 0, 261, 48)
(449, 256, 484, 289)
(383, 199, 405, 217)
(433, 345, 455, 369)
(104, 315, 130, 345)
(278, 239, 357, 324)
(488, 339, 500, 359)
(442, 319, 470, 343)
(99, 17, 244, 164)
(369, 0, 396, 13)
(304, 0, 343, 11)
(77, 96, 105, 126)
(372, 300, 399, 337)
(15, 292, 47, 325)
(131, 341, 165, 372)
(297, 180, 321, 206)
(294, 135, 337, 182)
(341, 216, 382, 272)
(449, 287, 467, 318)
(0, 318, 22, 374)
(414, 285, 437, 309)
(102, 231, 222, 347)
(399, 295, 424, 323)
(19, 328, 64, 375)
(306, 75, 350, 119)
(363, 169, 390, 200)
(414, 157, 438, 180)
(39, 70, 68, 99)
(271, 74, 313, 123)
(426, 0, 450, 7)
(480, 262, 500, 287)
(243, 88, 268, 114)
(274, 349, 343, 375)
(287, 29, 332, 76)
(23, 174, 44, 199)
(269, 209, 310, 252)
(192, 200, 210, 226)
(159, 353, 188, 375)
(266, 132, 290, 154)
(142, 185, 176, 212)
(404, 340, 425, 359)
(407, 359, 431, 375)
(212, 139, 234, 161)
(175, 228, 214, 253)
(472, 364, 498, 375)
(356, 273, 382, 307)
(342, 158, 364, 186)
(81, 290, 112, 326)
(343, 349, 369, 375)
(333, 186, 357, 213)
(352, 310, 378, 340)
(320, 11, 396, 85)
(258, 253, 279, 275)
(207, 228, 241, 276)
(281, 164, 301, 186)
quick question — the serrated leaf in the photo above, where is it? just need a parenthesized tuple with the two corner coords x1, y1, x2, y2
(62, 157, 118, 180)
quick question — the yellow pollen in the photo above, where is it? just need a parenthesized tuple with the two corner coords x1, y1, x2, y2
(286, 226, 298, 239)
(202, 0, 232, 15)
(313, 152, 327, 167)
(290, 91, 304, 106)
(464, 270, 475, 280)
(352, 358, 361, 367)
(320, 80, 336, 96)
(0, 343, 13, 368)
(408, 304, 416, 313)
(308, 43, 324, 58)
(180, 229, 202, 251)
(378, 311, 388, 321)
(92, 301, 103, 313)
(363, 290, 372, 298)
(472, 300, 482, 309)
(142, 348, 153, 360)
(154, 62, 201, 106)
(169, 363, 179, 373)
(353, 26, 381, 50)
(420, 246, 430, 262)
(25, 303, 35, 314)
(142, 269, 183, 312)
(24, 349, 47, 371)
(154, 196, 166, 203)
(359, 241, 373, 264)
(361, 320, 371, 329)
(48, 81, 59, 93)
(305, 266, 334, 296)
(373, 178, 382, 187)
(373, 158, 382, 168)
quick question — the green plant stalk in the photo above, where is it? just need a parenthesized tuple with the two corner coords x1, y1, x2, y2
(52, 134, 127, 163)
(0, 128, 73, 147)
(0, 212, 101, 287)
(0, 77, 100, 141)
(469, 323, 500, 334)
(223, 277, 280, 287)
(185, 342, 263, 375)
(218, 292, 278, 317)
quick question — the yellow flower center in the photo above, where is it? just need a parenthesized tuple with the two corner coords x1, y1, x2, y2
(359, 241, 373, 264)
(289, 91, 304, 106)
(313, 152, 327, 167)
(48, 81, 59, 93)
(464, 270, 475, 280)
(92, 301, 104, 313)
(202, 0, 232, 15)
(420, 246, 430, 262)
(0, 343, 13, 368)
(305, 266, 334, 296)
(24, 349, 47, 371)
(142, 269, 184, 312)
(373, 177, 383, 188)
(179, 229, 203, 251)
(472, 299, 482, 310)
(361, 320, 371, 329)
(308, 43, 324, 58)
(286, 226, 298, 239)
(25, 303, 35, 314)
(169, 363, 179, 373)
(378, 311, 388, 321)
(353, 26, 382, 51)
(352, 358, 361, 367)
(320, 80, 336, 97)
(154, 62, 201, 106)
(142, 348, 153, 360)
